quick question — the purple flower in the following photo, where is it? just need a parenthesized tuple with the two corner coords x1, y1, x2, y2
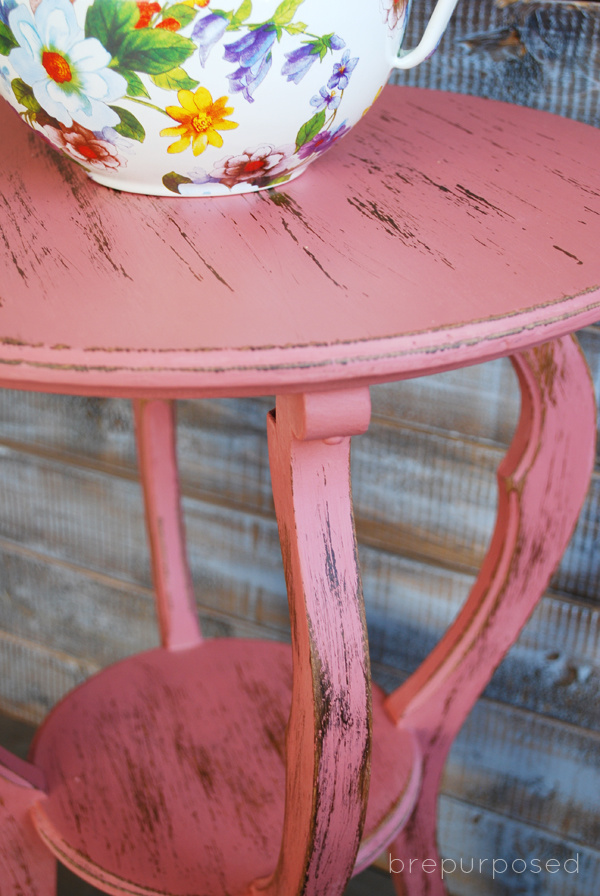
(329, 35, 346, 51)
(227, 52, 272, 102)
(310, 86, 341, 112)
(192, 13, 228, 67)
(282, 43, 320, 84)
(224, 24, 276, 68)
(224, 24, 277, 102)
(282, 34, 345, 84)
(297, 120, 351, 160)
(327, 50, 359, 90)
(0, 0, 16, 27)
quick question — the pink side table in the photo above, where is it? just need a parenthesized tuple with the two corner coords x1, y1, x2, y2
(0, 85, 599, 896)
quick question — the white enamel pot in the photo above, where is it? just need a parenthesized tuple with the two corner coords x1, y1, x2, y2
(0, 0, 459, 195)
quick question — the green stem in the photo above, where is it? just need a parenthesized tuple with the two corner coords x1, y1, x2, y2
(324, 88, 343, 129)
(126, 96, 170, 115)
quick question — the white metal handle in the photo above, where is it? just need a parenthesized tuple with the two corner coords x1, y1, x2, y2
(392, 0, 459, 70)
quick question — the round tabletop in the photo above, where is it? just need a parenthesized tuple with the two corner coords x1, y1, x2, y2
(1, 85, 599, 398)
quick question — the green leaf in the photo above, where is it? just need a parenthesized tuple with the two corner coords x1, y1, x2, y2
(118, 29, 196, 74)
(162, 3, 196, 28)
(295, 109, 325, 150)
(115, 67, 151, 98)
(85, 0, 139, 57)
(272, 0, 304, 26)
(0, 21, 19, 55)
(234, 0, 252, 22)
(109, 104, 146, 142)
(283, 21, 306, 36)
(162, 171, 193, 193)
(11, 78, 42, 115)
(152, 67, 198, 91)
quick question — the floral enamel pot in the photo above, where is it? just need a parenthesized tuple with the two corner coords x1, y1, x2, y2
(0, 0, 459, 196)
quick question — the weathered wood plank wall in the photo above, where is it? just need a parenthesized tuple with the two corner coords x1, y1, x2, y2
(0, 2, 599, 894)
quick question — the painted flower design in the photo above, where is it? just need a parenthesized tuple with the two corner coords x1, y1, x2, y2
(7, 0, 126, 130)
(224, 24, 277, 102)
(297, 120, 351, 159)
(210, 143, 294, 188)
(327, 50, 358, 90)
(161, 86, 238, 154)
(0, 61, 10, 85)
(43, 121, 125, 169)
(281, 35, 345, 84)
(0, 0, 16, 26)
(192, 12, 228, 66)
(310, 87, 340, 112)
(135, 0, 160, 28)
(0, 0, 366, 195)
(381, 0, 410, 31)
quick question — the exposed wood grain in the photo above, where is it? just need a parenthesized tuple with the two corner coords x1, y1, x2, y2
(0, 321, 597, 471)
(394, 0, 600, 129)
(0, 632, 96, 723)
(0, 457, 599, 731)
(435, 794, 600, 896)
(444, 699, 600, 847)
(2, 405, 599, 620)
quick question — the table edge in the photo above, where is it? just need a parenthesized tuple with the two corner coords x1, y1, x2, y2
(0, 288, 598, 398)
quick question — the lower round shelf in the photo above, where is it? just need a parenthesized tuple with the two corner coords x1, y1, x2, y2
(29, 639, 420, 896)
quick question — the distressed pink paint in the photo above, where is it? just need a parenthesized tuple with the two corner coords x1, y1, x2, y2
(0, 749, 53, 894)
(0, 88, 599, 398)
(133, 399, 201, 650)
(248, 389, 373, 896)
(386, 337, 597, 895)
(0, 85, 599, 895)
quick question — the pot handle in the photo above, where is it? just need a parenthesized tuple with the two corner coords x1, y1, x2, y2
(392, 0, 459, 70)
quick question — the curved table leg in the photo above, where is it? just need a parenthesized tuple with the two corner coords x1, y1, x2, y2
(384, 336, 596, 896)
(248, 388, 372, 896)
(0, 749, 54, 894)
(133, 399, 201, 650)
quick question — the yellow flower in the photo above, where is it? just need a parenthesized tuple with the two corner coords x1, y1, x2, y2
(160, 87, 238, 155)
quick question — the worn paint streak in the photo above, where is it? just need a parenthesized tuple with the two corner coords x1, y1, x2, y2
(302, 248, 346, 289)
(553, 244, 584, 265)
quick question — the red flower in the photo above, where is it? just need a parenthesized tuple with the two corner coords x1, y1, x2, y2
(44, 123, 125, 170)
(211, 144, 294, 188)
(135, 1, 160, 28)
(156, 16, 180, 30)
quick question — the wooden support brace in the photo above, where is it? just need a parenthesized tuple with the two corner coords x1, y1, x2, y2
(384, 336, 597, 896)
(248, 387, 372, 896)
(133, 399, 201, 651)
